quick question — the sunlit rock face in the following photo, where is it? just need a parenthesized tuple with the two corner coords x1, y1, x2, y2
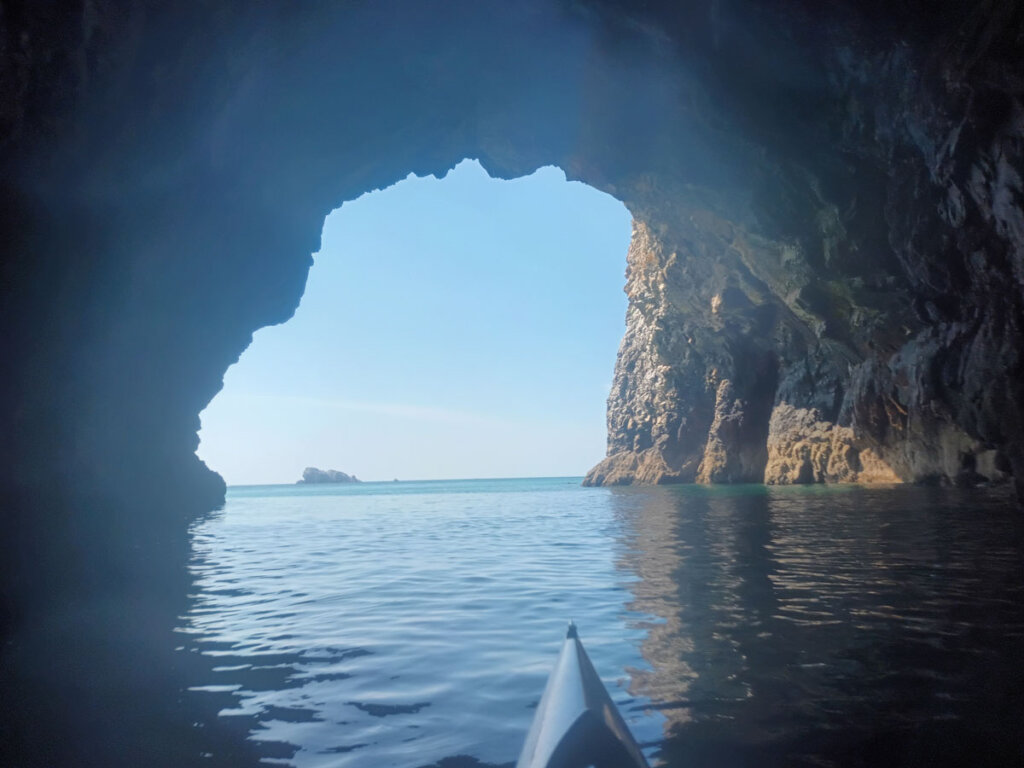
(585, 1, 1024, 492)
(1, 0, 1023, 764)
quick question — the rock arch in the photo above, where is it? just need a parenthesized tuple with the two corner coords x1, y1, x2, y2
(2, 1, 1022, 764)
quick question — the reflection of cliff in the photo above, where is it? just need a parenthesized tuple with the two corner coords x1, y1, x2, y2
(611, 489, 696, 724)
(613, 487, 778, 738)
(610, 485, 1024, 765)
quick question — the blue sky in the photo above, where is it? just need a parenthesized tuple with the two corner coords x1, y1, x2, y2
(197, 160, 632, 484)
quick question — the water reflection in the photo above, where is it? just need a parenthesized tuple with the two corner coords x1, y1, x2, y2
(181, 481, 1023, 767)
(179, 479, 644, 767)
(611, 485, 1024, 767)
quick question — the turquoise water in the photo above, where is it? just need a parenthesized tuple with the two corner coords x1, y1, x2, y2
(180, 479, 1024, 767)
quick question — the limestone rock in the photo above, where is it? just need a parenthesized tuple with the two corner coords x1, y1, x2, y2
(696, 380, 768, 483)
(763, 403, 899, 485)
(584, 1, 1024, 490)
(584, 449, 686, 487)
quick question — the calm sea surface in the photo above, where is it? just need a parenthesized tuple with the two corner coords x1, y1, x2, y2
(179, 479, 1024, 767)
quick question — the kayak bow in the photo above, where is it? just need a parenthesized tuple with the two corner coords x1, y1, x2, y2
(516, 623, 650, 768)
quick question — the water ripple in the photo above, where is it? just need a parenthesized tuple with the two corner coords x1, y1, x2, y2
(181, 479, 1024, 767)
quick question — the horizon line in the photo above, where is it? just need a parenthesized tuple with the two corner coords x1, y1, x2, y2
(226, 474, 587, 488)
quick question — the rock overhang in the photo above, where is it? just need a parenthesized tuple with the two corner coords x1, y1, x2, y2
(2, 0, 1024, 763)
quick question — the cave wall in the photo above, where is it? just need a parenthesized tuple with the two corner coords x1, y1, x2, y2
(585, 0, 1024, 493)
(1, 0, 1022, 764)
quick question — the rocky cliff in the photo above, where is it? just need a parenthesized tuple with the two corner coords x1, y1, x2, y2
(587, 2, 1024, 493)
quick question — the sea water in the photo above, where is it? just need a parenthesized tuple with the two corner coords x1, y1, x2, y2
(179, 479, 1024, 767)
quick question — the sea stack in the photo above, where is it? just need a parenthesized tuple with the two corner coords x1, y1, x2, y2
(297, 467, 361, 484)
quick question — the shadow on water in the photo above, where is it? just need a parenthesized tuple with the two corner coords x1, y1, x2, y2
(176, 637, 408, 763)
(177, 501, 520, 768)
(610, 484, 1024, 768)
(176, 507, 321, 765)
(1, 490, 268, 768)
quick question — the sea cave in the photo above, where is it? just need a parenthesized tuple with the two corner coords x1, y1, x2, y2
(2, 1, 1023, 766)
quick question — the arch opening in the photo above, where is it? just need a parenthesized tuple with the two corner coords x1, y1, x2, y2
(197, 159, 632, 485)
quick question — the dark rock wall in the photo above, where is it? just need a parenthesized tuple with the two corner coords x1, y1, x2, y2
(586, 0, 1024, 492)
(1, 0, 1021, 764)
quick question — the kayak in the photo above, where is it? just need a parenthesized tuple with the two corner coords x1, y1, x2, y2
(516, 623, 651, 768)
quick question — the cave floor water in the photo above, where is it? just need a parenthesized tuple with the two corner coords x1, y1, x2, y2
(179, 479, 1024, 767)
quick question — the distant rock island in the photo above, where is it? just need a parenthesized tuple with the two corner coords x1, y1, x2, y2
(296, 467, 361, 484)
